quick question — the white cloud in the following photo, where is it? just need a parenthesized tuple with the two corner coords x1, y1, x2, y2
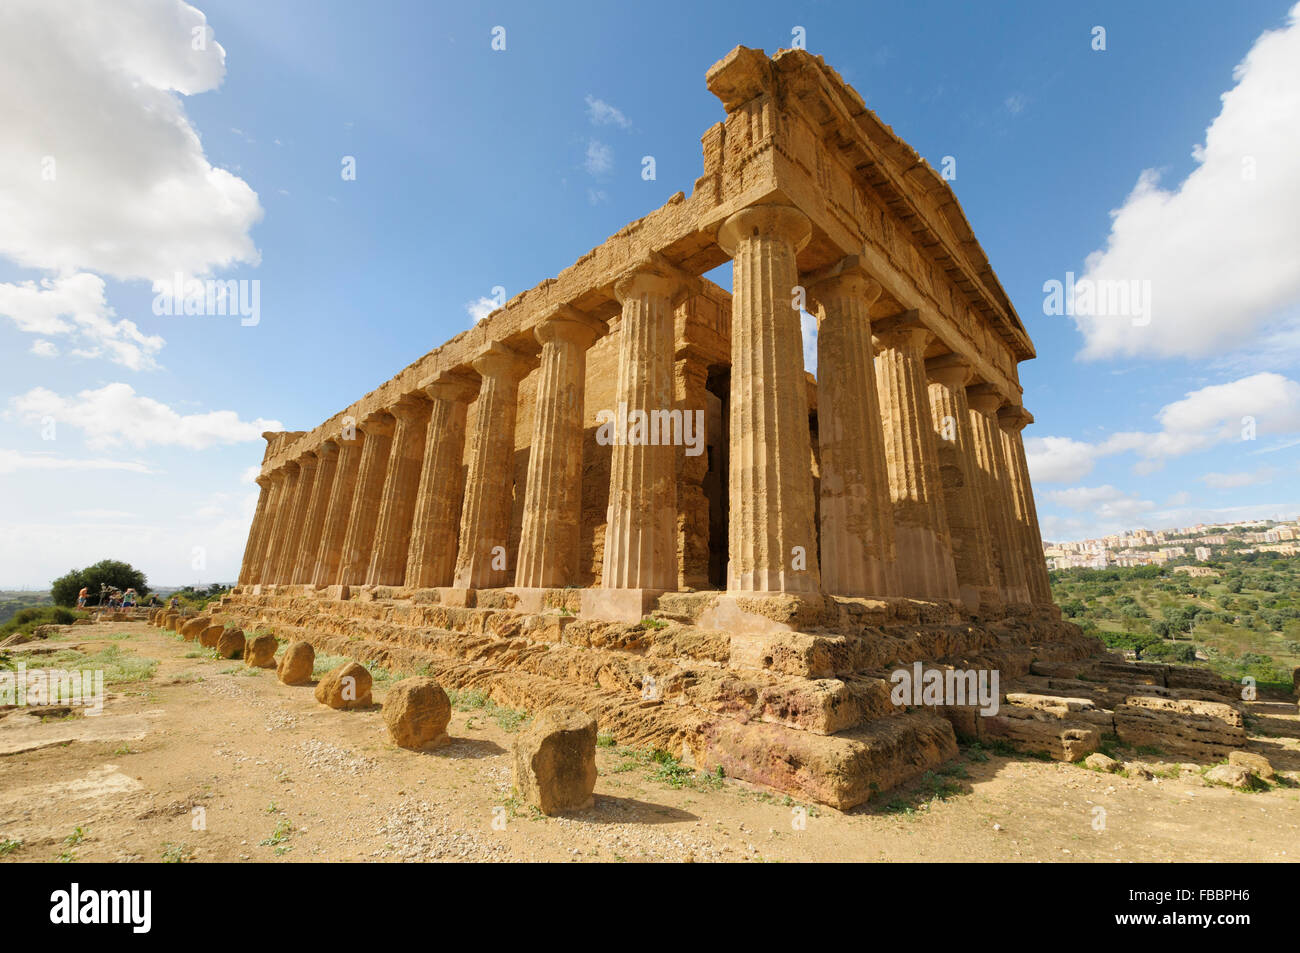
(1045, 484, 1155, 524)
(0, 0, 262, 282)
(1025, 435, 1100, 484)
(584, 140, 613, 176)
(1004, 93, 1027, 115)
(0, 273, 165, 370)
(1027, 372, 1300, 483)
(585, 95, 631, 129)
(1073, 4, 1300, 360)
(0, 449, 153, 476)
(8, 383, 281, 451)
(1201, 466, 1279, 489)
(29, 339, 58, 359)
(465, 296, 497, 325)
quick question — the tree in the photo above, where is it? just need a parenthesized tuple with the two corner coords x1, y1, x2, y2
(51, 560, 149, 606)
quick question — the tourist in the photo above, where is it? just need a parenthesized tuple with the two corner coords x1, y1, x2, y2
(77, 586, 88, 608)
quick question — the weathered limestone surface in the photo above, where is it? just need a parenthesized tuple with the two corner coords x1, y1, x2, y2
(367, 396, 430, 586)
(339, 413, 394, 587)
(405, 375, 476, 589)
(454, 343, 530, 590)
(874, 319, 959, 601)
(516, 307, 605, 589)
(808, 257, 898, 598)
(927, 358, 999, 613)
(220, 46, 1172, 811)
(719, 204, 821, 595)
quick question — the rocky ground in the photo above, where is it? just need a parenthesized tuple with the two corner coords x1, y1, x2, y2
(1, 621, 1297, 863)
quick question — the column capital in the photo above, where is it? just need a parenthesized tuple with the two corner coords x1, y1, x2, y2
(925, 352, 974, 390)
(358, 410, 396, 437)
(966, 382, 1008, 417)
(613, 255, 693, 306)
(535, 304, 606, 350)
(873, 311, 931, 352)
(997, 404, 1034, 432)
(255, 473, 272, 488)
(388, 393, 430, 422)
(419, 370, 478, 404)
(717, 203, 811, 256)
(293, 449, 319, 471)
(471, 341, 530, 381)
(803, 255, 882, 307)
(316, 438, 341, 461)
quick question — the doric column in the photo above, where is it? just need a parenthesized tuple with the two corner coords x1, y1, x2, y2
(998, 406, 1054, 605)
(274, 451, 317, 584)
(339, 412, 395, 587)
(600, 262, 681, 592)
(261, 462, 299, 585)
(454, 342, 529, 589)
(873, 316, 960, 601)
(405, 373, 476, 589)
(967, 386, 1030, 605)
(516, 306, 605, 589)
(674, 350, 711, 590)
(312, 429, 365, 587)
(365, 396, 431, 586)
(292, 440, 339, 584)
(252, 471, 286, 585)
(927, 357, 1000, 613)
(238, 477, 273, 585)
(717, 204, 821, 594)
(806, 257, 898, 598)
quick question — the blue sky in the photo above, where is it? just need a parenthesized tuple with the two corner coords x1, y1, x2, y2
(2, 0, 1298, 588)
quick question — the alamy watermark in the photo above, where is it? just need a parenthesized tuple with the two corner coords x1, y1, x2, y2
(0, 663, 105, 715)
(595, 403, 704, 457)
(1042, 271, 1150, 327)
(152, 274, 260, 326)
(890, 662, 1000, 716)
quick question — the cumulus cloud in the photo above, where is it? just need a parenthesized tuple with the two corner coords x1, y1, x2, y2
(1073, 4, 1300, 360)
(1027, 372, 1300, 482)
(8, 383, 281, 451)
(1045, 484, 1155, 524)
(465, 296, 498, 325)
(0, 0, 262, 282)
(0, 273, 165, 370)
(0, 449, 154, 476)
(585, 95, 631, 129)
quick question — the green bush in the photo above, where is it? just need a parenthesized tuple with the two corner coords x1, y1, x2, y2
(51, 560, 149, 607)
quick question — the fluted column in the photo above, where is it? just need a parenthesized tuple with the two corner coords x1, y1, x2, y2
(675, 351, 711, 590)
(252, 471, 286, 585)
(873, 318, 959, 601)
(274, 452, 317, 584)
(239, 477, 273, 585)
(717, 204, 821, 594)
(517, 307, 605, 589)
(599, 264, 681, 592)
(339, 412, 395, 586)
(292, 441, 339, 584)
(807, 257, 898, 598)
(261, 462, 300, 585)
(927, 357, 999, 613)
(312, 430, 365, 587)
(366, 396, 431, 586)
(998, 406, 1054, 605)
(454, 343, 529, 589)
(967, 386, 1030, 605)
(405, 374, 476, 589)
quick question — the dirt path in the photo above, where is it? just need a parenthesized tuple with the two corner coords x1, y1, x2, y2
(2, 622, 1297, 863)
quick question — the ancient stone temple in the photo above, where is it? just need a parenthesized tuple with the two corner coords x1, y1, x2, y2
(218, 47, 1243, 807)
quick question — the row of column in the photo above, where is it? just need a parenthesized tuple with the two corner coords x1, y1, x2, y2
(238, 201, 1052, 609)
